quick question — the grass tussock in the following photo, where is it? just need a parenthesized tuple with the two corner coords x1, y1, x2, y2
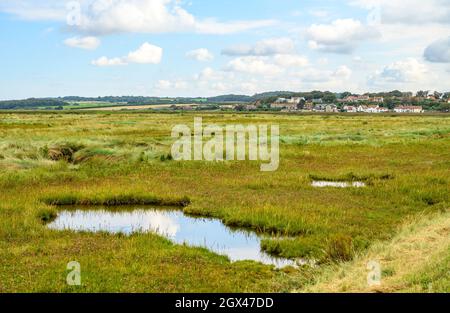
(36, 207, 58, 223)
(44, 143, 85, 162)
(325, 234, 354, 262)
(308, 172, 394, 183)
(41, 193, 191, 207)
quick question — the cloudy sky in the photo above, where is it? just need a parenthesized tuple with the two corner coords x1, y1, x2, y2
(0, 0, 449, 99)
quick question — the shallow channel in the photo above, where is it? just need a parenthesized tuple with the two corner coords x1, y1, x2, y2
(47, 206, 300, 268)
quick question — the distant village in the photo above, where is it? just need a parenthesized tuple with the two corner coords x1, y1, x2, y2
(2, 90, 449, 112)
(265, 95, 425, 113)
(170, 91, 450, 113)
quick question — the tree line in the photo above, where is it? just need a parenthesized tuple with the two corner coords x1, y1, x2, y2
(0, 98, 68, 110)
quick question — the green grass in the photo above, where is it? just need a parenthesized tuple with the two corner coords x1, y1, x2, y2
(404, 251, 450, 292)
(0, 112, 449, 292)
(61, 101, 129, 110)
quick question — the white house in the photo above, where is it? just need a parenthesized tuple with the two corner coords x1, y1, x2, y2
(341, 95, 370, 103)
(275, 97, 288, 103)
(325, 104, 339, 113)
(371, 97, 384, 103)
(287, 97, 304, 104)
(312, 98, 323, 104)
(244, 104, 257, 111)
(356, 105, 390, 113)
(220, 104, 236, 110)
(394, 106, 424, 113)
(313, 104, 326, 112)
(357, 105, 368, 112)
(271, 102, 298, 110)
(343, 105, 357, 113)
(365, 105, 380, 113)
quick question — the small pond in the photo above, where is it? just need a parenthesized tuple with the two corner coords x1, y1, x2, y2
(312, 181, 366, 188)
(47, 206, 300, 268)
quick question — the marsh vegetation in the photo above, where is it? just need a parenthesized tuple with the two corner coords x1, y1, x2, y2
(0, 112, 448, 292)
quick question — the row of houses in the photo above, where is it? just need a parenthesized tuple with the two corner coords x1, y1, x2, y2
(339, 105, 423, 113)
(270, 97, 424, 113)
(271, 102, 298, 111)
(341, 105, 424, 113)
(272, 102, 339, 113)
(174, 102, 425, 113)
(393, 106, 425, 113)
(274, 97, 304, 105)
(338, 95, 384, 103)
(274, 95, 386, 108)
(343, 105, 389, 113)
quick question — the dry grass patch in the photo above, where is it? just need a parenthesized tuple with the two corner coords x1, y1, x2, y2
(301, 210, 450, 293)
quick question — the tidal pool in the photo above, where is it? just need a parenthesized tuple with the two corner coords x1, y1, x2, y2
(47, 206, 300, 268)
(312, 181, 366, 188)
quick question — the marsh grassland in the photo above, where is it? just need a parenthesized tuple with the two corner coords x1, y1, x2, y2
(0, 112, 449, 292)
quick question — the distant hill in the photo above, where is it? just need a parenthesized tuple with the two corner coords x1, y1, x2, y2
(0, 98, 69, 110)
(252, 91, 295, 100)
(60, 96, 206, 105)
(206, 94, 253, 103)
(1, 90, 448, 111)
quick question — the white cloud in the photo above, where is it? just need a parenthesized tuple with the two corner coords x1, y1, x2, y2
(211, 82, 229, 92)
(195, 19, 276, 35)
(78, 0, 196, 34)
(318, 57, 329, 65)
(0, 1, 66, 21)
(274, 54, 309, 67)
(154, 79, 188, 90)
(240, 82, 259, 93)
(424, 38, 450, 63)
(225, 56, 283, 75)
(0, 0, 275, 35)
(222, 37, 295, 56)
(196, 67, 215, 80)
(126, 42, 163, 64)
(346, 1, 449, 63)
(64, 36, 100, 50)
(295, 66, 352, 82)
(186, 48, 214, 62)
(195, 67, 229, 81)
(350, 0, 450, 25)
(155, 80, 172, 89)
(152, 62, 356, 97)
(308, 9, 330, 18)
(92, 42, 162, 66)
(91, 56, 127, 67)
(306, 18, 379, 54)
(369, 58, 427, 83)
(174, 81, 188, 89)
(334, 65, 353, 80)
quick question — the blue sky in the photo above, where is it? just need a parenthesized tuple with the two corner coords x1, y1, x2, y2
(0, 0, 449, 100)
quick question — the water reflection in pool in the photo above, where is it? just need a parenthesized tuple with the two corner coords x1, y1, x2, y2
(47, 207, 300, 268)
(312, 181, 366, 188)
